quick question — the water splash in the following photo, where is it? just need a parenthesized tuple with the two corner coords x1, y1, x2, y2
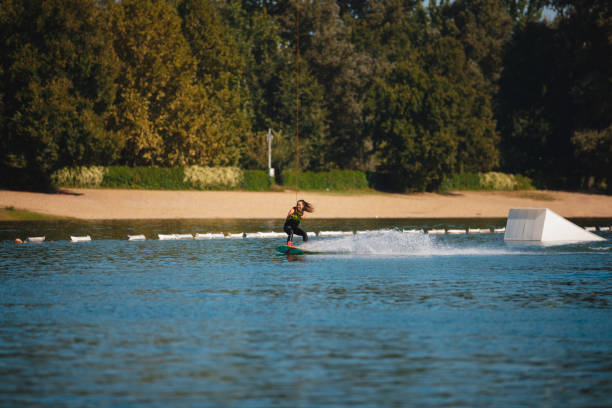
(300, 229, 516, 256)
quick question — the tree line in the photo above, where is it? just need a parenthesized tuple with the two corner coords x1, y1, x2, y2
(0, 0, 610, 191)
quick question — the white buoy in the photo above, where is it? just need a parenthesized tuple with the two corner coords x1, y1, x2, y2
(127, 234, 146, 241)
(468, 228, 490, 234)
(244, 232, 284, 238)
(427, 229, 445, 234)
(261, 231, 286, 238)
(26, 236, 45, 243)
(195, 233, 224, 239)
(447, 229, 467, 234)
(158, 234, 176, 240)
(71, 235, 91, 242)
(504, 208, 604, 242)
(318, 231, 340, 236)
(318, 231, 352, 236)
(493, 228, 506, 233)
(599, 227, 610, 232)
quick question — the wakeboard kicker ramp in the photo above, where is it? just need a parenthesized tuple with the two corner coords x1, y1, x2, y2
(504, 208, 605, 242)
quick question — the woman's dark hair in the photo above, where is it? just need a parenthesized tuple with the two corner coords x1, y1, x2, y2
(298, 199, 314, 213)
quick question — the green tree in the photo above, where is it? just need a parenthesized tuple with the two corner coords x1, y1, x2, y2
(497, 0, 611, 188)
(107, 0, 241, 167)
(367, 59, 458, 191)
(300, 0, 372, 169)
(496, 21, 558, 181)
(440, 0, 513, 93)
(0, 0, 117, 188)
(178, 0, 253, 166)
(571, 126, 611, 192)
(424, 36, 499, 174)
(503, 0, 546, 26)
(236, 8, 285, 170)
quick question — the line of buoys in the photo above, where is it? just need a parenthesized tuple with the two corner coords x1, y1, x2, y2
(426, 227, 506, 234)
(12, 225, 608, 243)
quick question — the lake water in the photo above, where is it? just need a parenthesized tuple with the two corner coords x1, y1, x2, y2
(1, 219, 611, 407)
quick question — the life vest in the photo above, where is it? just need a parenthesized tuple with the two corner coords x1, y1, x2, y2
(286, 206, 303, 225)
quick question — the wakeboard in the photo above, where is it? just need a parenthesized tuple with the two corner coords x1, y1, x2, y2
(275, 245, 316, 255)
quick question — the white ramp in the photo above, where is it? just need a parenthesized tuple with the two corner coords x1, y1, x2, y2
(504, 208, 604, 242)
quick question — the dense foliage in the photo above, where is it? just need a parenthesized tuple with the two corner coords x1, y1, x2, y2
(1, 0, 610, 192)
(51, 166, 273, 190)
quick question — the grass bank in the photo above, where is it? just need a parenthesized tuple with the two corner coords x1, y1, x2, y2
(0, 206, 67, 221)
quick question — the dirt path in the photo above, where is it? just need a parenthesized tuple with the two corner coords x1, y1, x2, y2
(1, 189, 610, 220)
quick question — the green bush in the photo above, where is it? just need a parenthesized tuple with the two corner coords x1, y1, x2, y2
(441, 172, 535, 191)
(51, 166, 106, 187)
(242, 170, 273, 191)
(440, 173, 481, 191)
(102, 167, 187, 189)
(281, 169, 369, 191)
(513, 174, 536, 190)
(184, 166, 243, 189)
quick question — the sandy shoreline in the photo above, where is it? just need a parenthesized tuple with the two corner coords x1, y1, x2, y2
(1, 188, 611, 220)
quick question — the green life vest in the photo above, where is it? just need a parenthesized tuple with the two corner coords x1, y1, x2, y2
(287, 207, 303, 224)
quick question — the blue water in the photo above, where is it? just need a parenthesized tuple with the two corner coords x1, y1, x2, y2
(1, 220, 611, 407)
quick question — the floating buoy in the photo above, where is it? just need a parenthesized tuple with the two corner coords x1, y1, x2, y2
(447, 229, 466, 234)
(71, 236, 91, 242)
(195, 233, 224, 239)
(27, 236, 45, 243)
(318, 231, 353, 236)
(127, 235, 146, 241)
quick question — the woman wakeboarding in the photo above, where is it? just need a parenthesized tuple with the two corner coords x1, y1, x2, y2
(284, 199, 314, 246)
